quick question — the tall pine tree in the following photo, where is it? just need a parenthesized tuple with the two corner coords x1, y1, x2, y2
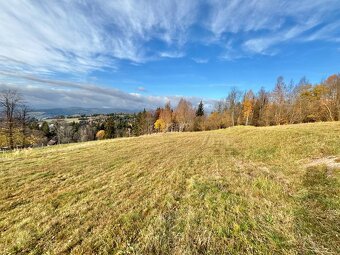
(196, 100, 204, 116)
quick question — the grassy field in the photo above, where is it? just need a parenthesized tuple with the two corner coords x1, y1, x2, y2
(0, 122, 339, 254)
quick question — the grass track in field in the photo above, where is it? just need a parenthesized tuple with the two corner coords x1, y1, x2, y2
(0, 122, 339, 254)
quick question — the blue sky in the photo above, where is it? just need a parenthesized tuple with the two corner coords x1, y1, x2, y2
(0, 0, 339, 110)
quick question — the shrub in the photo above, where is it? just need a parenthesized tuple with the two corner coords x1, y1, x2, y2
(96, 130, 106, 140)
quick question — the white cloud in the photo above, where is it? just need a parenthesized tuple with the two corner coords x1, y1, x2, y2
(206, 0, 340, 58)
(243, 18, 320, 54)
(305, 21, 340, 42)
(136, 86, 147, 92)
(192, 58, 209, 64)
(159, 51, 185, 58)
(0, 0, 339, 72)
(0, 1, 112, 73)
(0, 0, 198, 74)
(207, 0, 284, 37)
(0, 72, 216, 111)
(207, 0, 338, 36)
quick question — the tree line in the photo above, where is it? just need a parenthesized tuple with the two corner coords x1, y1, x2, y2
(0, 74, 339, 149)
(136, 74, 339, 133)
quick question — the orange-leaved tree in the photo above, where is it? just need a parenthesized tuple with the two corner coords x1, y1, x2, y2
(96, 130, 106, 140)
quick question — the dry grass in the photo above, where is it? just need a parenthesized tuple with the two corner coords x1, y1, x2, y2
(0, 122, 339, 254)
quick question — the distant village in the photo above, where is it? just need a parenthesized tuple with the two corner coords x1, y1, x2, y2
(0, 105, 138, 150)
(36, 113, 137, 147)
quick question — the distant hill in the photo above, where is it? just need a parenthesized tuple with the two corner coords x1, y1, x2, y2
(30, 107, 137, 119)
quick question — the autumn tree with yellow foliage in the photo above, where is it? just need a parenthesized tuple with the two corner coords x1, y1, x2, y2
(242, 90, 255, 125)
(154, 119, 166, 132)
(158, 102, 173, 132)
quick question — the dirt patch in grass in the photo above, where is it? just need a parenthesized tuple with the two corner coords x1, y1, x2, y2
(305, 156, 340, 170)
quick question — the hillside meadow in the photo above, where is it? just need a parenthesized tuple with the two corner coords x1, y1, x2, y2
(0, 122, 339, 254)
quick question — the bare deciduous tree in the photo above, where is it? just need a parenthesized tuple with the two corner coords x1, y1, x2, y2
(272, 76, 286, 125)
(0, 89, 22, 149)
(174, 98, 195, 131)
(226, 87, 240, 126)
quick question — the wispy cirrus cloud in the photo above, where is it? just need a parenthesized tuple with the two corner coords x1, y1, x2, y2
(243, 18, 320, 54)
(207, 0, 340, 57)
(0, 0, 339, 74)
(159, 51, 185, 58)
(0, 0, 198, 74)
(192, 58, 209, 64)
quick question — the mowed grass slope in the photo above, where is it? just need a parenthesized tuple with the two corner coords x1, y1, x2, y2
(0, 122, 339, 254)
